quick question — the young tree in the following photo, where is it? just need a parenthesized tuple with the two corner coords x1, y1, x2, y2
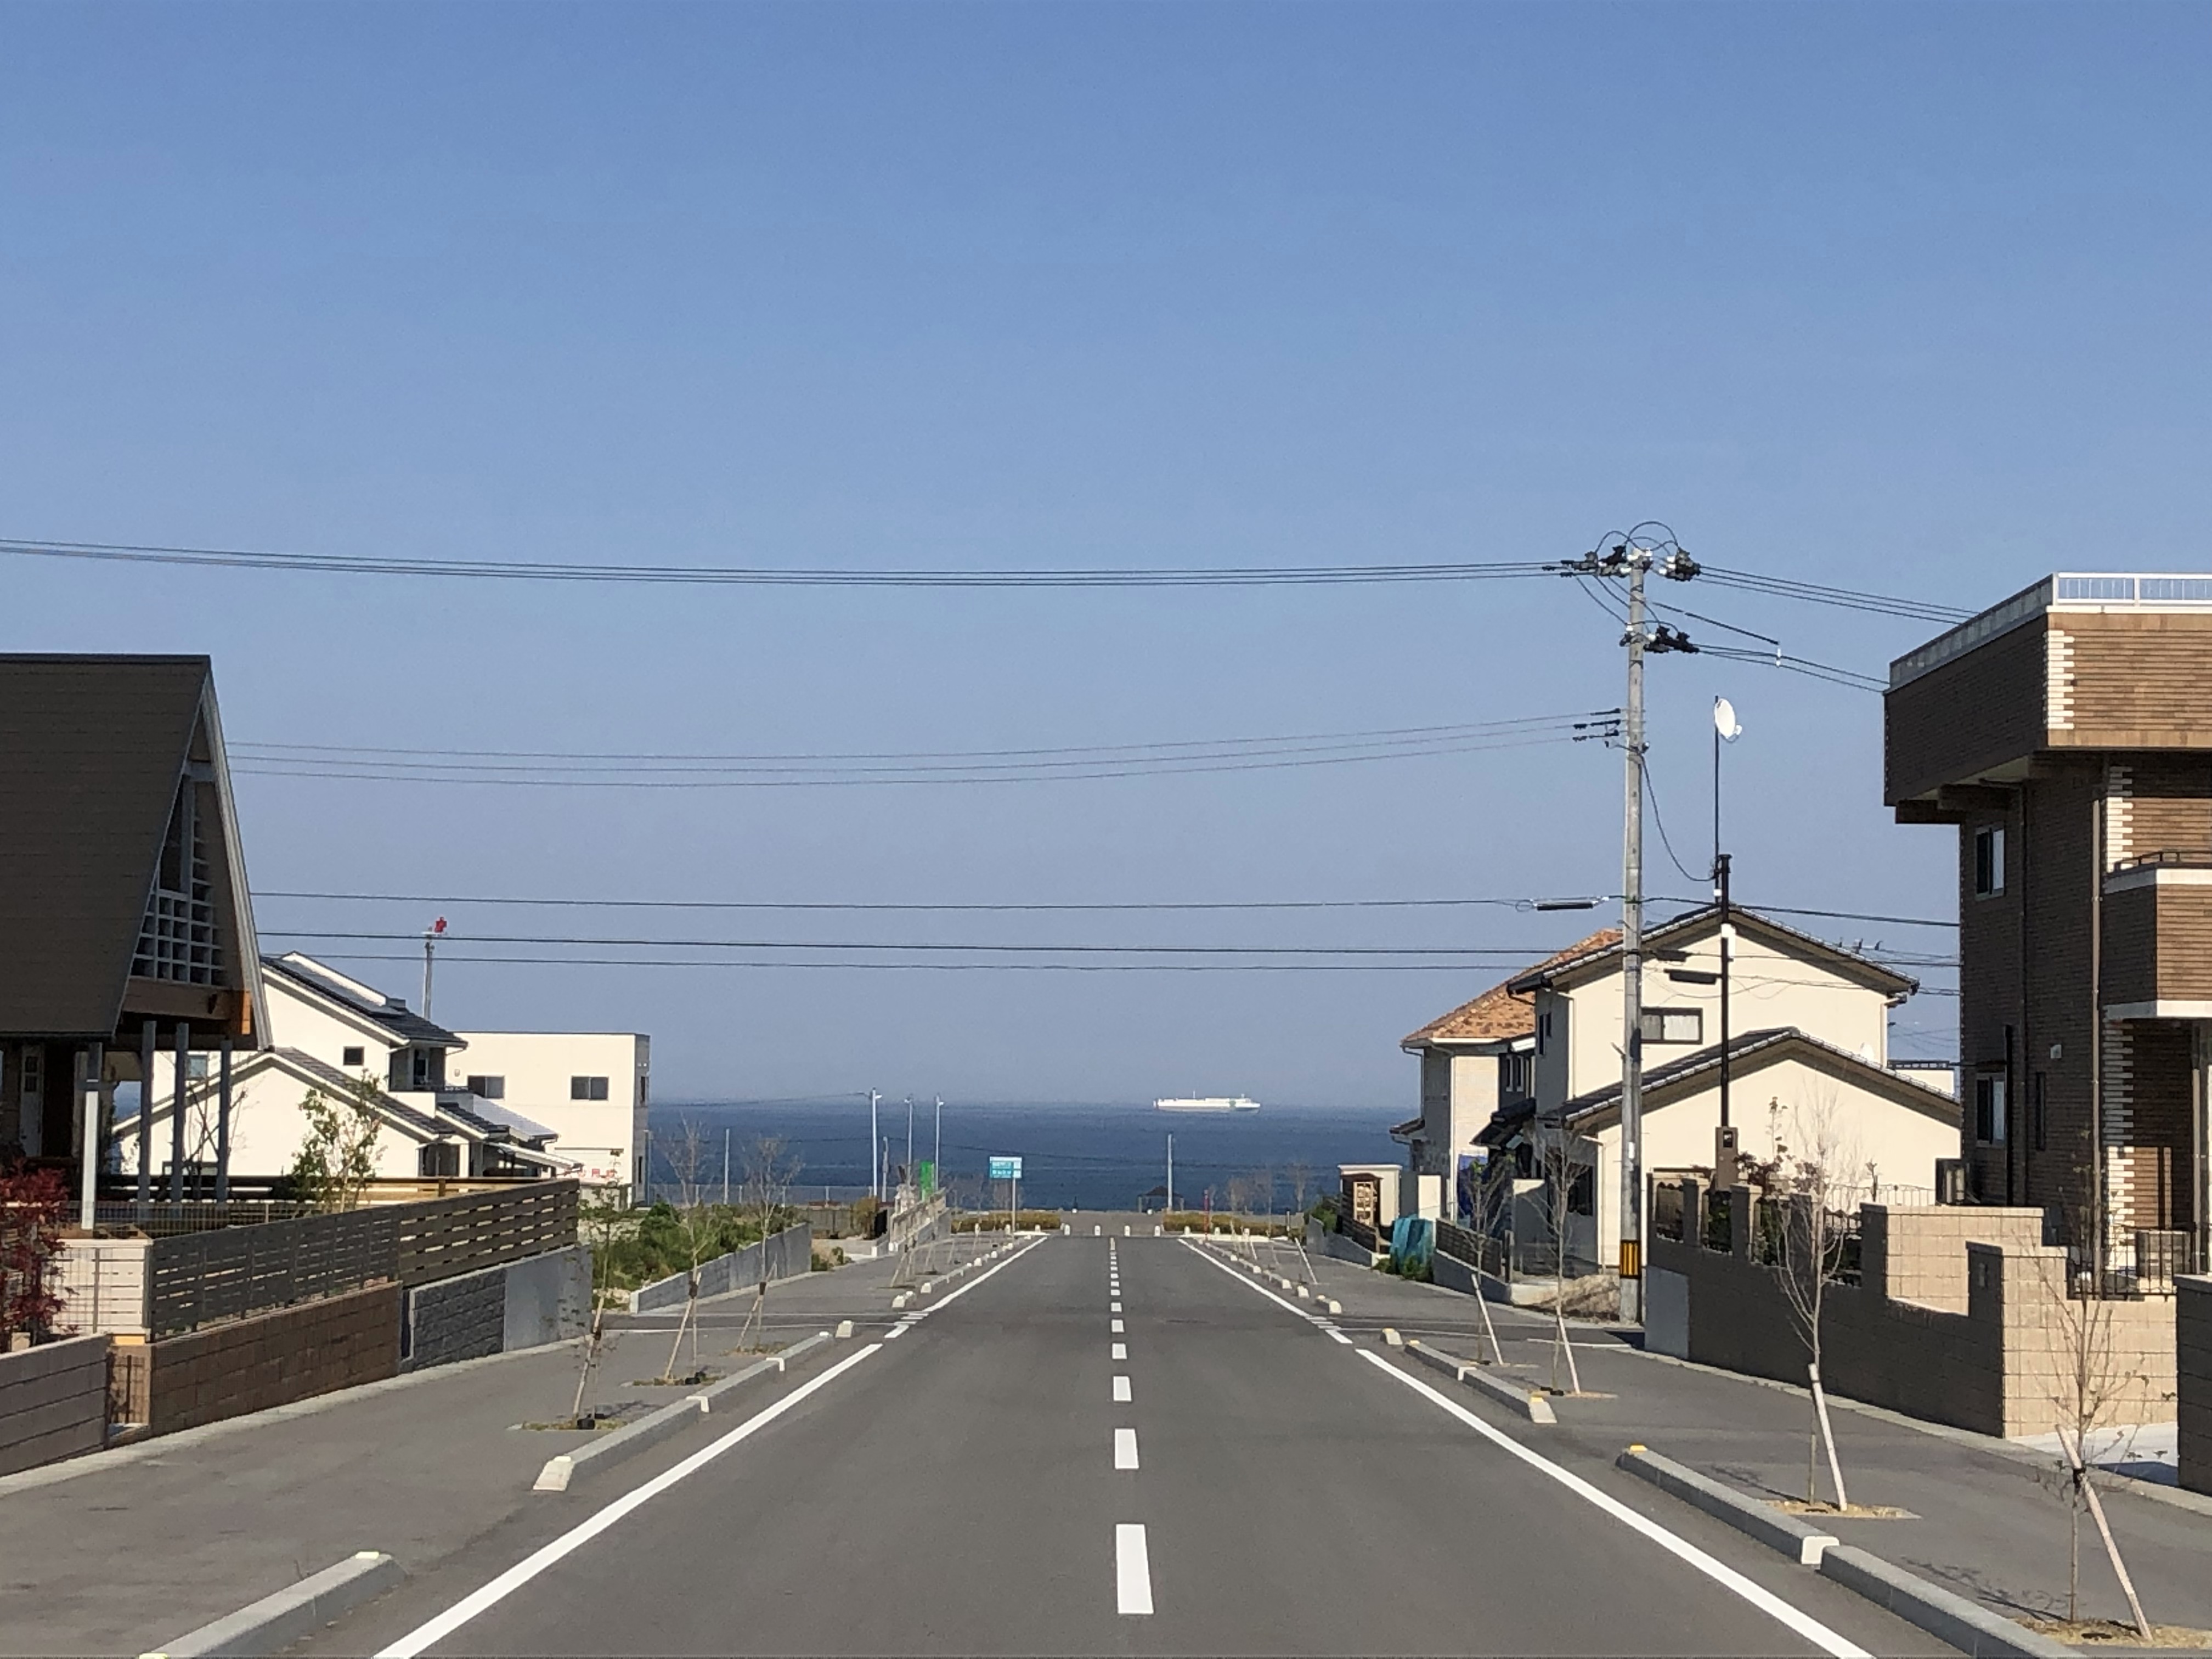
(733, 1134, 802, 1353)
(289, 1077, 383, 1212)
(1535, 1112, 1585, 1395)
(656, 1116, 721, 1384)
(568, 1184, 631, 1425)
(1760, 1091, 1859, 1510)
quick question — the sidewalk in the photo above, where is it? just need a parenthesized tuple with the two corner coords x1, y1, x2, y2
(0, 1255, 909, 1658)
(1288, 1243, 2212, 1643)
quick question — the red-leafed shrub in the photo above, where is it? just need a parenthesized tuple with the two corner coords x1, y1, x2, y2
(0, 1162, 70, 1342)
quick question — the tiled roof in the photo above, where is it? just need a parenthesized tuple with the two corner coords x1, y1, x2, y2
(1402, 930, 1621, 1046)
(263, 953, 465, 1048)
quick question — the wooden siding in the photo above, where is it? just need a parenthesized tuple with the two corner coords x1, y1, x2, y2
(2058, 614, 2212, 749)
(1886, 619, 2047, 804)
(2126, 1022, 2197, 1233)
(2126, 756, 2212, 858)
(394, 1180, 578, 1288)
(2103, 882, 2212, 1006)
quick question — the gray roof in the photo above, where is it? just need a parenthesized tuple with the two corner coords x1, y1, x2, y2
(0, 655, 242, 1037)
(261, 953, 464, 1048)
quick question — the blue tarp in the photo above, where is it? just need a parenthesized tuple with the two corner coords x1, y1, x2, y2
(1389, 1216, 1435, 1275)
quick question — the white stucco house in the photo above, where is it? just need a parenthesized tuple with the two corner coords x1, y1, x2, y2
(448, 1030, 650, 1193)
(1403, 906, 1963, 1269)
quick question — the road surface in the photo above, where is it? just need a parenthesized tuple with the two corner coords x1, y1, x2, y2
(314, 1233, 1944, 1657)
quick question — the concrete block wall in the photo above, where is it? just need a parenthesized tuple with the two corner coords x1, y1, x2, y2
(1652, 1194, 2178, 1438)
(145, 1284, 402, 1435)
(0, 1335, 110, 1476)
(630, 1223, 812, 1312)
(2181, 1276, 2212, 1495)
(503, 1244, 589, 1351)
(403, 1262, 507, 1371)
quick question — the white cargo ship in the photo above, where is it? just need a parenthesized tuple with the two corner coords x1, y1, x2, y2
(1153, 1096, 1260, 1114)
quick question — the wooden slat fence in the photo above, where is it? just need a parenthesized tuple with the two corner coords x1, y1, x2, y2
(396, 1181, 578, 1288)
(144, 1180, 578, 1336)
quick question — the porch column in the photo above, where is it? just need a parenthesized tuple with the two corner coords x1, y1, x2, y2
(170, 1020, 189, 1201)
(77, 1042, 103, 1232)
(216, 1038, 234, 1201)
(137, 1018, 155, 1210)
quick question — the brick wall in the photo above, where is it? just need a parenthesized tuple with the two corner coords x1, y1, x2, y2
(144, 1284, 402, 1436)
(1654, 1188, 2174, 1438)
(0, 1335, 109, 1476)
(2176, 1277, 2211, 1496)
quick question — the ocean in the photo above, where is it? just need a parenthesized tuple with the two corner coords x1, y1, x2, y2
(645, 1098, 1399, 1212)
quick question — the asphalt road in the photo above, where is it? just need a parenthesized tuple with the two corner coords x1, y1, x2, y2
(314, 1234, 1948, 1657)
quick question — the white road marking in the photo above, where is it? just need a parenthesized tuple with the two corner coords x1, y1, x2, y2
(1115, 1523, 1154, 1615)
(1111, 1318, 1125, 1333)
(1111, 1341, 1127, 1360)
(1113, 1375, 1132, 1402)
(1111, 1301, 1123, 1313)
(371, 1345, 884, 1659)
(1114, 1427, 1140, 1469)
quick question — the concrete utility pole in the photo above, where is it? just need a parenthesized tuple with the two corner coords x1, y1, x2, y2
(1166, 1133, 1175, 1215)
(1712, 696, 1743, 1188)
(1558, 526, 1701, 1327)
(868, 1090, 881, 1200)
(933, 1096, 942, 1175)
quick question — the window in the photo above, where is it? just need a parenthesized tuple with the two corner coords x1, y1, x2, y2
(1537, 1011, 1552, 1053)
(2033, 1073, 2048, 1152)
(1566, 1165, 1596, 1216)
(1639, 1007, 1704, 1046)
(1499, 1051, 1533, 1102)
(411, 1048, 433, 1089)
(342, 1046, 365, 1068)
(466, 1075, 505, 1099)
(1973, 825, 2006, 897)
(572, 1075, 610, 1101)
(1974, 1075, 2008, 1143)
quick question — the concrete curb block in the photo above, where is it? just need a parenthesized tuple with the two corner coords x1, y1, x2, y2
(685, 1331, 831, 1413)
(138, 1550, 401, 1658)
(533, 1332, 835, 1492)
(1616, 1447, 1836, 1566)
(1819, 1544, 2074, 1658)
(1406, 1341, 1558, 1425)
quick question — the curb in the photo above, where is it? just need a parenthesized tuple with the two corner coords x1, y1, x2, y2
(1818, 1544, 2074, 1658)
(685, 1331, 832, 1413)
(138, 1550, 401, 1658)
(1616, 1446, 1835, 1565)
(1406, 1340, 1558, 1425)
(534, 1333, 832, 1492)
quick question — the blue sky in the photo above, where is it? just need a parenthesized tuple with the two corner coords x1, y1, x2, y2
(3, 2, 2205, 1104)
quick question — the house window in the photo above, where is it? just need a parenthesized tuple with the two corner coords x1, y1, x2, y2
(572, 1075, 610, 1101)
(2033, 1073, 2047, 1151)
(1973, 825, 2006, 897)
(467, 1075, 505, 1099)
(1974, 1075, 2008, 1143)
(411, 1049, 433, 1089)
(1537, 1012, 1552, 1053)
(1639, 1007, 1704, 1046)
(1566, 1165, 1596, 1216)
(342, 1046, 365, 1068)
(1499, 1051, 1533, 1101)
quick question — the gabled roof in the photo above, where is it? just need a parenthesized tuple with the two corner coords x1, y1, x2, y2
(1560, 1026, 1961, 1132)
(1402, 930, 1621, 1048)
(1506, 905, 1917, 1001)
(0, 655, 263, 1040)
(262, 953, 464, 1048)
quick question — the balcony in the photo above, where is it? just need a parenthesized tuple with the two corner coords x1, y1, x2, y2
(2102, 854, 2212, 1015)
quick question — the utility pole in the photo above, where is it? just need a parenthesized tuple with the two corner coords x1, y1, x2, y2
(1713, 696, 1743, 1189)
(905, 1094, 914, 1184)
(1558, 526, 1700, 1327)
(422, 916, 446, 1019)
(933, 1095, 942, 1175)
(1166, 1133, 1175, 1216)
(868, 1090, 881, 1200)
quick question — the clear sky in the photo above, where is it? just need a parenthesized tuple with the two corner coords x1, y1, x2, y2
(3, 2, 2205, 1105)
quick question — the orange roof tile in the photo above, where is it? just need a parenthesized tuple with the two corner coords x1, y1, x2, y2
(1401, 929, 1621, 1046)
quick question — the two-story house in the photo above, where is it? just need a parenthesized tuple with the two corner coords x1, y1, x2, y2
(1887, 571, 2212, 1279)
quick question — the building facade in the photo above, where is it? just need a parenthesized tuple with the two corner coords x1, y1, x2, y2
(1887, 572, 2212, 1274)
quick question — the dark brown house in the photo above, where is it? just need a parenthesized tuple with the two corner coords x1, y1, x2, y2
(1886, 574, 2212, 1277)
(0, 654, 266, 1187)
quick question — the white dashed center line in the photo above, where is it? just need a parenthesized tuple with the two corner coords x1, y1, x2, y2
(1115, 1523, 1153, 1615)
(1113, 1375, 1132, 1403)
(1111, 1301, 1123, 1312)
(1111, 1342, 1127, 1360)
(1110, 1318, 1125, 1333)
(1114, 1427, 1140, 1470)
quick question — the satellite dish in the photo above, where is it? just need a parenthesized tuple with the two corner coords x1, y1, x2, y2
(1713, 697, 1743, 742)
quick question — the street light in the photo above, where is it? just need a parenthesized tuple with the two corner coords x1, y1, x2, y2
(1713, 696, 1745, 1188)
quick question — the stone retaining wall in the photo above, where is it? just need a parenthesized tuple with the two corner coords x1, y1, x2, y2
(0, 1335, 110, 1476)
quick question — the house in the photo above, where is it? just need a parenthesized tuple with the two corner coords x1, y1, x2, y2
(1395, 931, 1613, 1222)
(447, 1030, 650, 1192)
(138, 953, 574, 1181)
(0, 655, 267, 1191)
(1887, 570, 2212, 1274)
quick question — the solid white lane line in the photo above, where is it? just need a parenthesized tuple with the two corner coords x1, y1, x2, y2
(1357, 1353, 1870, 1659)
(1111, 1318, 1125, 1333)
(373, 1345, 884, 1659)
(1116, 1524, 1154, 1616)
(1114, 1426, 1140, 1470)
(1113, 1375, 1132, 1403)
(1111, 1342, 1127, 1360)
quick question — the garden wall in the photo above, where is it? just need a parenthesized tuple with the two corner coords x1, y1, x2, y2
(2180, 1276, 2212, 1496)
(1651, 1187, 2174, 1439)
(0, 1335, 110, 1476)
(402, 1244, 590, 1370)
(629, 1223, 812, 1313)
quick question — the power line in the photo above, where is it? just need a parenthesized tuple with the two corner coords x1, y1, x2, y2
(1697, 566, 1971, 625)
(257, 889, 1614, 914)
(295, 950, 1523, 974)
(0, 535, 1555, 589)
(265, 929, 1565, 957)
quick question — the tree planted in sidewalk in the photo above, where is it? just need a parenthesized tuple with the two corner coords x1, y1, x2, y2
(733, 1134, 802, 1353)
(568, 1183, 632, 1425)
(1757, 1091, 1858, 1511)
(655, 1116, 721, 1384)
